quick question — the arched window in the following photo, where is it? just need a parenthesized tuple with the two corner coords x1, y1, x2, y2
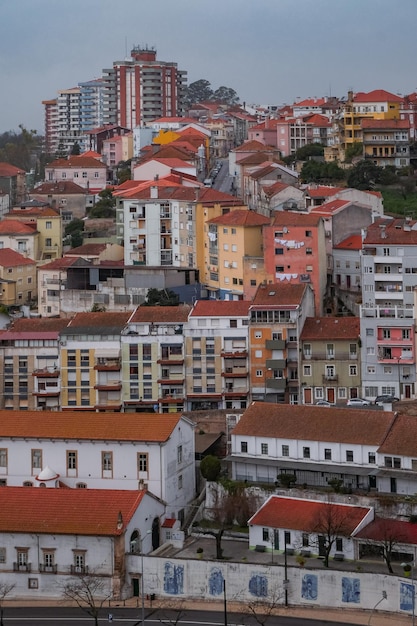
(130, 530, 140, 553)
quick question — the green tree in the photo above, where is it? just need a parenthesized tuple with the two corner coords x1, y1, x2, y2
(184, 79, 214, 108)
(200, 455, 221, 482)
(212, 86, 239, 106)
(88, 189, 116, 218)
(64, 218, 85, 248)
(71, 142, 81, 155)
(346, 160, 381, 190)
(116, 160, 132, 184)
(0, 125, 39, 171)
(344, 142, 363, 163)
(143, 288, 179, 306)
(295, 143, 325, 161)
(300, 160, 345, 184)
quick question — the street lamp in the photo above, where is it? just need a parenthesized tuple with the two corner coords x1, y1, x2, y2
(367, 590, 387, 626)
(401, 562, 415, 626)
(264, 367, 272, 402)
(140, 531, 152, 626)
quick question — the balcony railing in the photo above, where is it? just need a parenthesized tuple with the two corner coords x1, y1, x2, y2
(70, 565, 88, 575)
(13, 562, 31, 572)
(39, 563, 58, 573)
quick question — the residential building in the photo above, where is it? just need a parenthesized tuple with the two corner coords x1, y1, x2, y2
(242, 162, 299, 212)
(231, 401, 417, 494)
(332, 234, 363, 316)
(0, 219, 38, 262)
(5, 202, 62, 260)
(78, 78, 106, 135)
(29, 180, 93, 222)
(258, 181, 304, 214)
(0, 249, 36, 308)
(184, 300, 250, 411)
(361, 118, 410, 167)
(121, 305, 191, 414)
(42, 98, 59, 155)
(102, 46, 187, 128)
(0, 487, 163, 600)
(400, 92, 417, 141)
(59, 311, 131, 411)
(55, 87, 83, 155)
(341, 89, 402, 150)
(0, 317, 69, 411)
(299, 317, 361, 405)
(248, 495, 373, 561)
(249, 283, 315, 405)
(262, 212, 327, 316)
(205, 209, 270, 300)
(360, 217, 416, 402)
(45, 155, 107, 193)
(0, 408, 195, 519)
(0, 163, 26, 209)
(102, 132, 133, 174)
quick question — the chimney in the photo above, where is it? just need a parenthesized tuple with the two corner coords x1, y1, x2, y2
(150, 186, 158, 199)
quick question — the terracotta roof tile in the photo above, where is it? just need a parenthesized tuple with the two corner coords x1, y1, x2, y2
(31, 181, 88, 195)
(190, 300, 250, 317)
(65, 243, 108, 256)
(251, 283, 306, 307)
(234, 140, 275, 153)
(208, 209, 270, 227)
(377, 413, 417, 456)
(364, 218, 417, 245)
(271, 212, 322, 227)
(300, 317, 360, 341)
(356, 517, 417, 545)
(353, 90, 402, 103)
(7, 317, 71, 333)
(0, 248, 35, 267)
(0, 487, 146, 536)
(311, 199, 351, 214)
(306, 186, 343, 199)
(0, 410, 181, 442)
(232, 402, 395, 445)
(361, 119, 410, 130)
(333, 235, 362, 250)
(66, 311, 131, 331)
(249, 495, 371, 534)
(47, 157, 106, 169)
(130, 305, 191, 323)
(0, 162, 25, 176)
(0, 220, 37, 235)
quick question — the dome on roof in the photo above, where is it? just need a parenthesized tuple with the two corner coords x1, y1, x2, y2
(35, 466, 60, 482)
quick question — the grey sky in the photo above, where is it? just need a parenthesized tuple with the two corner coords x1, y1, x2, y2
(1, 0, 416, 133)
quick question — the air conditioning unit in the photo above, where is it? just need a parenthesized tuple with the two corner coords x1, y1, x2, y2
(60, 340, 67, 346)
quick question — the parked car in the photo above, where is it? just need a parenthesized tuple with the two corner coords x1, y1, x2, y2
(347, 398, 370, 407)
(374, 395, 399, 405)
(315, 400, 332, 407)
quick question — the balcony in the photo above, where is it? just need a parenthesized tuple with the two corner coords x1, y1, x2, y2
(94, 359, 121, 371)
(223, 368, 248, 378)
(32, 368, 59, 378)
(39, 563, 58, 574)
(70, 565, 89, 575)
(265, 378, 286, 390)
(94, 382, 122, 391)
(322, 374, 339, 383)
(265, 339, 286, 350)
(221, 349, 248, 358)
(13, 562, 31, 572)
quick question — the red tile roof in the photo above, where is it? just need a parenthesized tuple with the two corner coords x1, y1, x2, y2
(249, 496, 371, 535)
(294, 98, 326, 107)
(364, 218, 417, 245)
(306, 186, 343, 199)
(311, 199, 351, 214)
(207, 209, 270, 227)
(130, 305, 191, 323)
(0, 220, 37, 235)
(0, 248, 35, 267)
(262, 181, 290, 197)
(271, 212, 322, 227)
(377, 413, 417, 456)
(303, 114, 331, 127)
(190, 300, 250, 317)
(0, 487, 146, 536)
(67, 311, 131, 329)
(232, 402, 395, 445)
(38, 257, 81, 270)
(333, 235, 362, 250)
(361, 119, 410, 130)
(300, 316, 360, 341)
(0, 162, 25, 176)
(5, 317, 70, 333)
(31, 181, 88, 195)
(65, 243, 108, 256)
(0, 410, 181, 442)
(234, 140, 275, 153)
(47, 157, 106, 169)
(251, 283, 306, 308)
(355, 517, 417, 545)
(353, 90, 402, 103)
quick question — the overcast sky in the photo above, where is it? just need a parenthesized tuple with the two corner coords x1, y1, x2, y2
(1, 0, 416, 134)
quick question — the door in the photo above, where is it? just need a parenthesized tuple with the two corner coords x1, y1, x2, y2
(274, 530, 279, 550)
(304, 388, 312, 404)
(405, 384, 411, 399)
(390, 477, 397, 493)
(318, 535, 326, 557)
(132, 578, 139, 597)
(369, 475, 376, 490)
(327, 388, 335, 404)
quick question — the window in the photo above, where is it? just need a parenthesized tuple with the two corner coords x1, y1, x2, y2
(282, 445, 289, 457)
(306, 248, 312, 255)
(368, 452, 376, 464)
(138, 453, 148, 473)
(76, 482, 87, 488)
(284, 531, 291, 545)
(324, 449, 332, 460)
(230, 319, 237, 328)
(16, 549, 28, 568)
(305, 230, 312, 237)
(0, 449, 7, 468)
(46, 221, 52, 230)
(177, 445, 183, 464)
(31, 449, 42, 470)
(303, 447, 310, 459)
(178, 474, 183, 490)
(67, 450, 77, 471)
(241, 441, 248, 453)
(261, 443, 268, 455)
(302, 533, 309, 547)
(336, 538, 343, 552)
(384, 456, 401, 468)
(346, 450, 354, 462)
(0, 548, 5, 563)
(349, 365, 357, 376)
(366, 328, 374, 337)
(303, 365, 311, 376)
(262, 528, 269, 542)
(102, 451, 113, 474)
(73, 551, 86, 573)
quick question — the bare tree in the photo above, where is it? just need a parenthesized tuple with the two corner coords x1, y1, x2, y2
(242, 584, 284, 626)
(311, 500, 353, 568)
(202, 482, 260, 559)
(359, 517, 408, 574)
(0, 582, 15, 626)
(157, 597, 188, 626)
(59, 571, 112, 626)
